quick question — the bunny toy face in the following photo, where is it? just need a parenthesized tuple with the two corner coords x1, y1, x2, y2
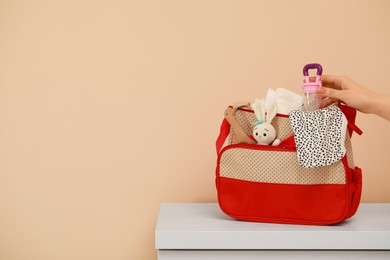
(250, 99, 280, 146)
(253, 122, 276, 145)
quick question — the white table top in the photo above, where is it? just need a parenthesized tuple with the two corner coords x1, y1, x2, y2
(155, 203, 390, 250)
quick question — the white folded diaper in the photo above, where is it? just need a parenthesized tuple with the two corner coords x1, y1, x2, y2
(264, 88, 303, 115)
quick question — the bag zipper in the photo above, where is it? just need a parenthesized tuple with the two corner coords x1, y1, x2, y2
(220, 143, 297, 155)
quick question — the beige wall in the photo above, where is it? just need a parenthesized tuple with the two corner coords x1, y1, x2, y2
(1, 0, 390, 259)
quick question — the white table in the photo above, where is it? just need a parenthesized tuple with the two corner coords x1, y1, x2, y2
(155, 203, 390, 260)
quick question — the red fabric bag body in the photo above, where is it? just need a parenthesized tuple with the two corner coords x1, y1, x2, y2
(215, 104, 362, 225)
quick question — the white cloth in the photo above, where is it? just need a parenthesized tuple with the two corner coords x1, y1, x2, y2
(289, 104, 348, 168)
(261, 88, 303, 115)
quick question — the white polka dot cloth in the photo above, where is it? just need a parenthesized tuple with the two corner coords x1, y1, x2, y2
(289, 104, 348, 168)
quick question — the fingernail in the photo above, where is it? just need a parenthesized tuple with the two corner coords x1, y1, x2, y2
(317, 86, 326, 94)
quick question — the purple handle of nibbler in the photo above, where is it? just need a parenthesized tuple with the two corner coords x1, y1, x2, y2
(303, 63, 323, 76)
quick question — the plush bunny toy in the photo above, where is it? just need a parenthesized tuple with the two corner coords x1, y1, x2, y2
(251, 99, 281, 146)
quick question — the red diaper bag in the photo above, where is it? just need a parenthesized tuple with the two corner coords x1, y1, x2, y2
(215, 104, 362, 225)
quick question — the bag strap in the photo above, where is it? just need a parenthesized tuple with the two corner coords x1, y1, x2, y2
(215, 118, 231, 154)
(339, 104, 363, 136)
